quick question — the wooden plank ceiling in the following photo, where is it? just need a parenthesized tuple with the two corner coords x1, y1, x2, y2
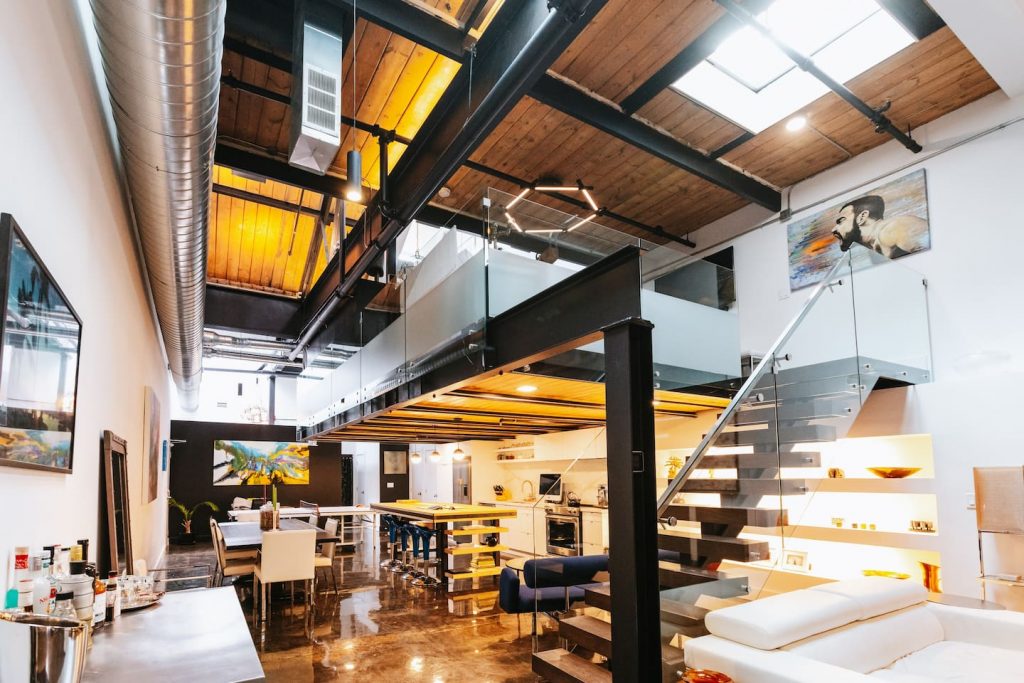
(315, 372, 731, 442)
(213, 0, 998, 295)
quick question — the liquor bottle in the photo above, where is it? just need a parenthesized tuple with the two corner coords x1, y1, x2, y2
(92, 576, 106, 627)
(105, 571, 121, 621)
(32, 559, 55, 614)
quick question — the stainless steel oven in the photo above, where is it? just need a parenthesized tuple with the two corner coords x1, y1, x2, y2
(545, 505, 582, 556)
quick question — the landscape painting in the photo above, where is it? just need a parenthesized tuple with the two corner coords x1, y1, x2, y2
(0, 215, 81, 473)
(212, 440, 310, 486)
(787, 169, 930, 290)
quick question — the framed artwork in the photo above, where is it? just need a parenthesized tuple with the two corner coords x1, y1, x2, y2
(144, 387, 160, 502)
(383, 449, 408, 475)
(0, 214, 82, 473)
(781, 548, 809, 572)
(212, 440, 310, 486)
(787, 169, 930, 290)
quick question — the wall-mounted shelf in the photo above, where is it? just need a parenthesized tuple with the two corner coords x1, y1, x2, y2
(810, 478, 933, 494)
(496, 443, 535, 453)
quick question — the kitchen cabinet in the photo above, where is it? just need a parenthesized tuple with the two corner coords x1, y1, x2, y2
(581, 509, 608, 554)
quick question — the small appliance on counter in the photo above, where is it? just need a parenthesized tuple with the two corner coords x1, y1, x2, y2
(492, 484, 511, 501)
(597, 484, 608, 508)
(566, 492, 581, 508)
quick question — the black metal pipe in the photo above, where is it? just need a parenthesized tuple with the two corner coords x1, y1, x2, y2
(715, 0, 922, 153)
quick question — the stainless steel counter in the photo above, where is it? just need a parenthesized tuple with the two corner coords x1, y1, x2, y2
(83, 587, 265, 683)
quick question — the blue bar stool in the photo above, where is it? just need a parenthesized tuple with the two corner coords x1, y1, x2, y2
(392, 522, 414, 574)
(379, 516, 404, 570)
(411, 526, 442, 588)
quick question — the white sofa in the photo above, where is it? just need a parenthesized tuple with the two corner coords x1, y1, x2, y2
(684, 577, 1024, 682)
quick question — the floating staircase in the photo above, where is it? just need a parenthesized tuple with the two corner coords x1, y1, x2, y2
(534, 251, 932, 681)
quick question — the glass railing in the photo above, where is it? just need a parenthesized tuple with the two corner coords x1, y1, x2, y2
(654, 244, 931, 678)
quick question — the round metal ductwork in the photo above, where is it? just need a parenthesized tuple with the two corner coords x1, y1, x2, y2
(90, 0, 225, 410)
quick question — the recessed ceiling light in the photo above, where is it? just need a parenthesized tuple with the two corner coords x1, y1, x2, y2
(437, 186, 452, 198)
(516, 384, 538, 393)
(785, 115, 807, 132)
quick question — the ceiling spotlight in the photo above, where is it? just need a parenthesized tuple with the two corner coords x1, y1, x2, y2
(438, 186, 452, 198)
(410, 451, 422, 464)
(429, 449, 441, 463)
(785, 115, 807, 133)
(516, 384, 538, 393)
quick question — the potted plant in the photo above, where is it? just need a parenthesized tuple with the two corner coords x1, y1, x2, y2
(169, 496, 220, 545)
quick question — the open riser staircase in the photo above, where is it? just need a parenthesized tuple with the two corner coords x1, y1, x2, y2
(533, 247, 932, 681)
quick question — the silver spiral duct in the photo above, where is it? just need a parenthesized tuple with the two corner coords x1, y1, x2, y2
(90, 0, 225, 410)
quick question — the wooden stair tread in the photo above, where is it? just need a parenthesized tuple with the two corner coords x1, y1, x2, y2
(658, 530, 770, 562)
(663, 504, 788, 527)
(445, 566, 502, 579)
(532, 648, 611, 683)
(559, 615, 688, 665)
(693, 452, 820, 469)
(658, 562, 728, 588)
(584, 583, 611, 610)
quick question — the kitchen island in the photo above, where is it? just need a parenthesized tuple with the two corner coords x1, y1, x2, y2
(371, 501, 517, 582)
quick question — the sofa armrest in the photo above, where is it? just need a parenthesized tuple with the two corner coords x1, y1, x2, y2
(685, 635, 872, 683)
(927, 602, 1024, 651)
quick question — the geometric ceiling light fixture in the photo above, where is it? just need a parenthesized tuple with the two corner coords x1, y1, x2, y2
(503, 178, 603, 235)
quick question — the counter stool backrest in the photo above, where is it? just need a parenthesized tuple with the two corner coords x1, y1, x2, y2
(320, 518, 340, 562)
(259, 529, 316, 583)
(210, 518, 227, 569)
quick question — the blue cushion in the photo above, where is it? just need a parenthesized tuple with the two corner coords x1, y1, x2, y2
(524, 554, 608, 588)
(499, 567, 590, 614)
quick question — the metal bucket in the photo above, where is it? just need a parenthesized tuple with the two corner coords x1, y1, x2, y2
(0, 612, 89, 683)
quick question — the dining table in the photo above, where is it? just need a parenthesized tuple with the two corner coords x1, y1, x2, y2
(219, 518, 340, 551)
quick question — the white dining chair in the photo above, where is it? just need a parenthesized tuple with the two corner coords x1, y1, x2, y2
(253, 529, 316, 624)
(210, 518, 256, 587)
(315, 518, 339, 595)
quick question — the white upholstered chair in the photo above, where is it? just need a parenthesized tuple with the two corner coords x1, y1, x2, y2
(253, 529, 316, 624)
(314, 518, 340, 595)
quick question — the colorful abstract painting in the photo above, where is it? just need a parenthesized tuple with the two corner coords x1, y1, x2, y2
(212, 440, 310, 486)
(0, 428, 71, 470)
(787, 169, 930, 290)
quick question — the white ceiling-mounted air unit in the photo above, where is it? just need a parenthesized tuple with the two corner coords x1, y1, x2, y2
(289, 19, 343, 175)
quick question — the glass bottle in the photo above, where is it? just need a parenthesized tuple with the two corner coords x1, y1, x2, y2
(53, 591, 76, 620)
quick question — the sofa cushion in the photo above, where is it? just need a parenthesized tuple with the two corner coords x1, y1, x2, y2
(782, 605, 943, 673)
(809, 577, 926, 621)
(871, 640, 1024, 682)
(705, 588, 860, 650)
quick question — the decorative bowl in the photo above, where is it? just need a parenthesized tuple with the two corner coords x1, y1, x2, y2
(867, 467, 921, 479)
(684, 671, 733, 683)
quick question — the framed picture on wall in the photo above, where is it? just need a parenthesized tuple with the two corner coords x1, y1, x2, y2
(0, 214, 82, 473)
(144, 387, 160, 502)
(212, 440, 310, 485)
(787, 169, 930, 290)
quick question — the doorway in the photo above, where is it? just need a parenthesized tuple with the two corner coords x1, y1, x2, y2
(379, 445, 410, 502)
(453, 457, 472, 504)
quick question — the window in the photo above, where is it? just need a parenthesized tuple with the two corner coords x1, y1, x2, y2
(672, 0, 914, 133)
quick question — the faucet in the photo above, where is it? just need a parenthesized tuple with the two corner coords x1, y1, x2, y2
(521, 480, 535, 501)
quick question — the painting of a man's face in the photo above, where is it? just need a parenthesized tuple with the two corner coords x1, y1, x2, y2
(832, 205, 862, 251)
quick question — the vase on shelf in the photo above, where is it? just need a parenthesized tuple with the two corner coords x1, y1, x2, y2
(920, 561, 941, 592)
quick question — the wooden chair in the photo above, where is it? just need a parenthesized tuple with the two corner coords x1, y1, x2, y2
(253, 529, 316, 624)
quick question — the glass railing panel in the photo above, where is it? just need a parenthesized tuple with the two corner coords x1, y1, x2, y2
(848, 244, 932, 380)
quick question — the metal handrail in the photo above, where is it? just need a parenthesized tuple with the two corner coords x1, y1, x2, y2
(656, 250, 856, 517)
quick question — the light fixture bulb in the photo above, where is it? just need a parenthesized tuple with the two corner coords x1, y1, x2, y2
(453, 445, 466, 461)
(429, 449, 441, 463)
(410, 451, 422, 464)
(345, 149, 363, 202)
(785, 115, 807, 132)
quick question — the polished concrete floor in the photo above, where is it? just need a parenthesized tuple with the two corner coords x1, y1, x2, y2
(166, 532, 553, 682)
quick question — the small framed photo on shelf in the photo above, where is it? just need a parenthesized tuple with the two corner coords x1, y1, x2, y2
(781, 549, 810, 572)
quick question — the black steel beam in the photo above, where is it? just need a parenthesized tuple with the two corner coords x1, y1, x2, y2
(294, 0, 609, 359)
(618, 0, 773, 114)
(709, 131, 755, 159)
(214, 143, 373, 199)
(530, 74, 781, 210)
(603, 318, 661, 682)
(877, 0, 946, 40)
(716, 0, 922, 153)
(211, 182, 358, 228)
(322, 0, 467, 62)
(488, 245, 642, 369)
(225, 0, 294, 54)
(223, 36, 291, 73)
(205, 285, 303, 338)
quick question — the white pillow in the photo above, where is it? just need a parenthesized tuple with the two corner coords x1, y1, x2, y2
(810, 577, 926, 621)
(705, 588, 860, 650)
(783, 605, 943, 673)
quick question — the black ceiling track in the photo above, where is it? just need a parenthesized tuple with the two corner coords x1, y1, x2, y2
(530, 74, 782, 211)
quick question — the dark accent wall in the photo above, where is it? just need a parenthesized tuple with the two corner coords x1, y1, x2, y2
(168, 420, 342, 539)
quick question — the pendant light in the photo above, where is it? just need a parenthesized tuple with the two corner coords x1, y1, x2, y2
(429, 448, 441, 463)
(345, 0, 363, 203)
(452, 442, 466, 461)
(410, 450, 422, 465)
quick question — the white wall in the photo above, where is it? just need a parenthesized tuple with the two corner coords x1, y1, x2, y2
(687, 90, 1024, 599)
(0, 1, 172, 589)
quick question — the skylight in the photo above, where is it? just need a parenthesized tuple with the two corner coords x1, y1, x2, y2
(673, 0, 914, 133)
